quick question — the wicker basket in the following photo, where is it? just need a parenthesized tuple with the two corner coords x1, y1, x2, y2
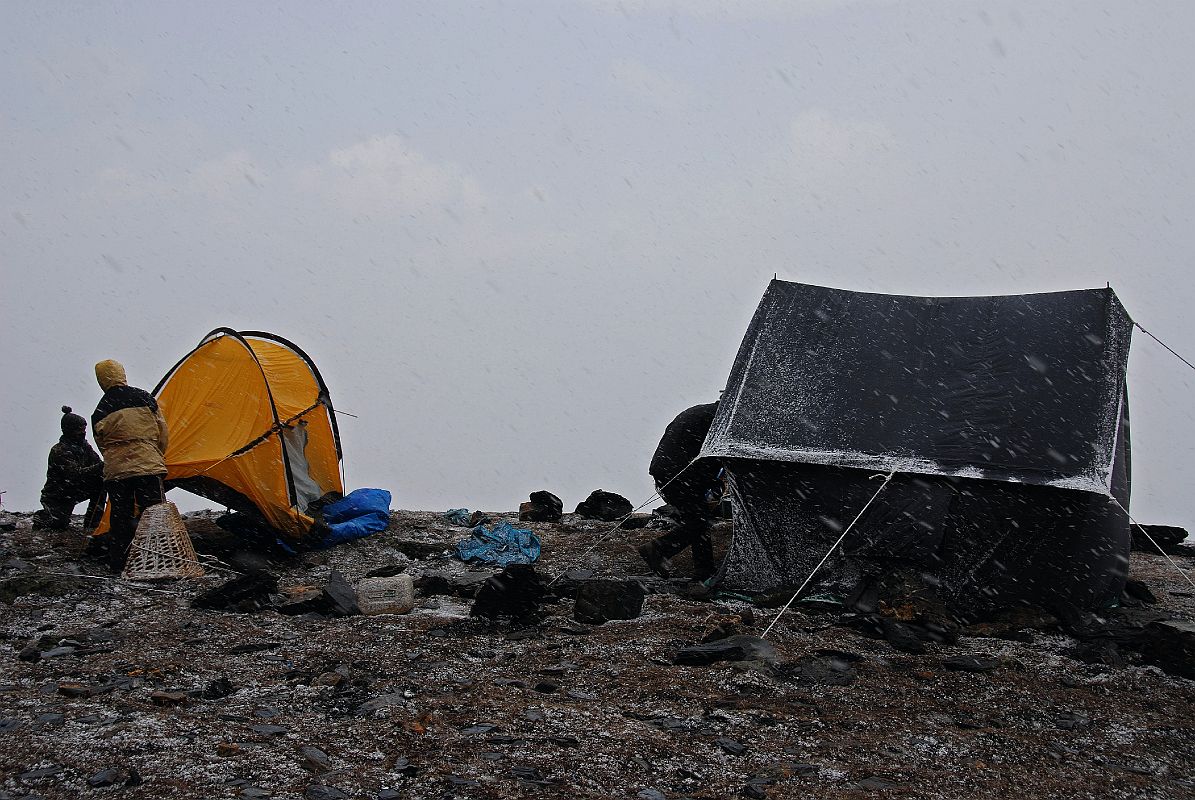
(121, 501, 206, 580)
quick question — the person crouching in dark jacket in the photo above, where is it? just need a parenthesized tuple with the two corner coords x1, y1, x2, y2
(32, 406, 105, 530)
(93, 359, 169, 573)
(639, 401, 723, 582)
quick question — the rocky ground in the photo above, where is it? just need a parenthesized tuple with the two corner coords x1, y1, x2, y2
(0, 508, 1193, 800)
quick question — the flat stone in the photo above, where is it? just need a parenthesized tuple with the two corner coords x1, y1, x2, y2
(300, 746, 332, 772)
(673, 635, 779, 666)
(40, 646, 76, 659)
(150, 691, 189, 705)
(87, 768, 124, 788)
(324, 570, 360, 616)
(356, 694, 404, 716)
(250, 724, 289, 736)
(942, 655, 1000, 673)
(717, 737, 748, 756)
(305, 786, 348, 800)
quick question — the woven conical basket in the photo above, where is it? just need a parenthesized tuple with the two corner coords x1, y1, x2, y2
(122, 501, 206, 580)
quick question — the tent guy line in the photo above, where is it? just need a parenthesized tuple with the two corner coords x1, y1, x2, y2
(1109, 495, 1195, 591)
(546, 455, 701, 588)
(761, 469, 897, 638)
(1134, 322, 1195, 375)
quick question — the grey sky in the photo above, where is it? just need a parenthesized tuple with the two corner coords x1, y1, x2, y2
(2, 1, 1193, 526)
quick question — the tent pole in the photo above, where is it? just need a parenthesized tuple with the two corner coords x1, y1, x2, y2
(762, 469, 897, 638)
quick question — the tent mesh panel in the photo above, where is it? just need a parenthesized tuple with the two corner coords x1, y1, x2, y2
(122, 502, 206, 580)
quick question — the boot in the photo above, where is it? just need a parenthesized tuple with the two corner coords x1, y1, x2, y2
(637, 541, 671, 579)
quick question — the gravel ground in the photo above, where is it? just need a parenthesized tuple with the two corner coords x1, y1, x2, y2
(0, 509, 1193, 800)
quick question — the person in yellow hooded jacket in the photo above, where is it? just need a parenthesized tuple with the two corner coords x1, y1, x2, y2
(92, 359, 169, 572)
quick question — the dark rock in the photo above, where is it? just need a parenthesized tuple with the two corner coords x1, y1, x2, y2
(275, 590, 334, 616)
(446, 776, 480, 787)
(942, 655, 1000, 673)
(573, 579, 645, 624)
(717, 737, 748, 756)
(240, 788, 271, 799)
(32, 713, 64, 729)
(251, 724, 289, 736)
(460, 723, 500, 735)
(520, 491, 563, 523)
(0, 718, 23, 733)
(392, 757, 419, 777)
(1122, 578, 1157, 605)
(674, 635, 779, 666)
(378, 791, 402, 800)
(1054, 711, 1091, 730)
(512, 765, 550, 784)
(355, 693, 404, 716)
(472, 564, 550, 619)
(1070, 639, 1126, 668)
(323, 570, 360, 616)
(742, 786, 768, 799)
(305, 786, 348, 800)
(192, 570, 278, 612)
(40, 646, 76, 659)
(254, 706, 282, 718)
(451, 571, 492, 598)
(87, 768, 125, 788)
(57, 682, 92, 697)
(413, 572, 453, 597)
(879, 618, 927, 654)
(1139, 620, 1195, 679)
(18, 645, 40, 662)
(150, 690, 189, 705)
(638, 791, 667, 800)
(365, 563, 407, 578)
(17, 765, 63, 781)
(1131, 524, 1188, 553)
(203, 677, 236, 699)
(391, 540, 451, 559)
(858, 776, 898, 790)
(552, 735, 580, 747)
(781, 654, 858, 686)
(300, 746, 332, 772)
(574, 489, 633, 521)
(533, 681, 559, 693)
(468, 510, 491, 527)
(0, 575, 82, 605)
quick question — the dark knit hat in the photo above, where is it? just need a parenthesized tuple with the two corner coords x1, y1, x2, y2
(60, 405, 87, 435)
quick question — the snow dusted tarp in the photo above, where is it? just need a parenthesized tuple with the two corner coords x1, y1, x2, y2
(708, 280, 1133, 612)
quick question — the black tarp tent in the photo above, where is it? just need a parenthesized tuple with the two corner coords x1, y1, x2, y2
(702, 280, 1133, 613)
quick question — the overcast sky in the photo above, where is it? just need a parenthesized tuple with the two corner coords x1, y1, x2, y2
(2, 1, 1193, 527)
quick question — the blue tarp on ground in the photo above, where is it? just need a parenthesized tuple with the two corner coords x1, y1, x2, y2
(317, 488, 392, 548)
(456, 521, 541, 566)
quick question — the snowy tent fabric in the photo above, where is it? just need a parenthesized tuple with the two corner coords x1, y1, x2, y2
(151, 328, 344, 540)
(704, 280, 1133, 613)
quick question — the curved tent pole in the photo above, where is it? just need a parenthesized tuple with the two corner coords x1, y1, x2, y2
(155, 328, 300, 511)
(239, 329, 343, 460)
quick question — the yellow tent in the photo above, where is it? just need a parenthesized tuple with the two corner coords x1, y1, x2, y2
(147, 328, 343, 538)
